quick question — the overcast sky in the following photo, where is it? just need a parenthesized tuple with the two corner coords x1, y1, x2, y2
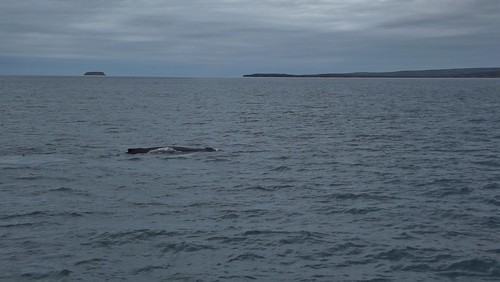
(1, 0, 499, 76)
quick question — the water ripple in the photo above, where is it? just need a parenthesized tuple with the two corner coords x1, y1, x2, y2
(2, 77, 500, 281)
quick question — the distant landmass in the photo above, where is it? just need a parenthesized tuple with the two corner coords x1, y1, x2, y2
(84, 71, 106, 76)
(243, 68, 500, 78)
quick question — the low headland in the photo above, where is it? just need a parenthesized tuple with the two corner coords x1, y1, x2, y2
(243, 68, 500, 78)
(84, 71, 106, 76)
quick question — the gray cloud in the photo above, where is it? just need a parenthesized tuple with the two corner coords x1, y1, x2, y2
(1, 0, 499, 75)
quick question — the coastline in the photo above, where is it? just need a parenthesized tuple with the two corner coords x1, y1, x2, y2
(243, 67, 500, 78)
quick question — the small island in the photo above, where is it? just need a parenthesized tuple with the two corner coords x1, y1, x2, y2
(84, 71, 106, 76)
(244, 68, 500, 78)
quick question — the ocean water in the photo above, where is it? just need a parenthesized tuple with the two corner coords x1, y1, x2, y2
(1, 76, 499, 281)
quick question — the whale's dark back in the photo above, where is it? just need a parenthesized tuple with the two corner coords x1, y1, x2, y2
(127, 147, 161, 154)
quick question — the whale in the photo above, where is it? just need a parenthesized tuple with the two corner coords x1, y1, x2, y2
(127, 146, 216, 154)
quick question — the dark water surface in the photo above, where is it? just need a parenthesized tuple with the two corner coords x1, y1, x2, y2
(1, 76, 499, 281)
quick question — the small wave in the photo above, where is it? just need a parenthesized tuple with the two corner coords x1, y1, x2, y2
(486, 198, 500, 207)
(91, 229, 183, 247)
(228, 253, 265, 262)
(391, 232, 416, 240)
(399, 263, 434, 272)
(218, 275, 257, 280)
(481, 216, 500, 228)
(0, 211, 45, 220)
(20, 269, 72, 279)
(126, 157, 142, 161)
(424, 186, 473, 197)
(336, 257, 376, 267)
(0, 155, 68, 166)
(483, 183, 500, 190)
(14, 175, 73, 182)
(487, 249, 500, 254)
(243, 185, 274, 192)
(1, 210, 103, 221)
(439, 257, 500, 278)
(468, 118, 488, 123)
(187, 201, 218, 208)
(30, 186, 90, 196)
(0, 222, 37, 228)
(269, 155, 290, 160)
(157, 242, 215, 254)
(327, 192, 363, 200)
(324, 192, 396, 202)
(270, 165, 290, 172)
(351, 278, 391, 282)
(473, 160, 500, 167)
(207, 236, 248, 244)
(104, 127, 123, 133)
(205, 157, 230, 162)
(132, 265, 166, 275)
(343, 207, 380, 215)
(370, 248, 415, 261)
(74, 258, 107, 266)
(218, 211, 239, 220)
(303, 263, 329, 270)
(131, 201, 169, 207)
(319, 242, 367, 256)
(50, 187, 73, 192)
(241, 230, 325, 245)
(241, 230, 288, 236)
(233, 209, 270, 219)
(272, 184, 294, 189)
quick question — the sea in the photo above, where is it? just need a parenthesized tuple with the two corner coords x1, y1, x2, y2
(1, 76, 499, 281)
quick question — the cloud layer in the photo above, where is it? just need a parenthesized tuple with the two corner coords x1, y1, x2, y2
(1, 0, 499, 75)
